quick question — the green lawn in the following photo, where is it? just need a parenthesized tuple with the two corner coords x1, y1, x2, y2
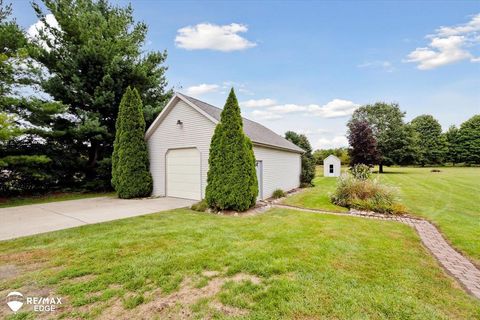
(378, 166, 480, 265)
(0, 192, 115, 208)
(283, 166, 347, 212)
(1, 208, 479, 319)
(285, 166, 480, 266)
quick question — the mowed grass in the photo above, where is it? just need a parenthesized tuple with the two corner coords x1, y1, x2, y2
(0, 192, 115, 208)
(283, 166, 348, 212)
(379, 166, 480, 265)
(285, 166, 480, 266)
(1, 208, 479, 319)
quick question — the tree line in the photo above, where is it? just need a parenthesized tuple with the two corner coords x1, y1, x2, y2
(0, 0, 171, 196)
(347, 102, 479, 172)
(313, 148, 349, 166)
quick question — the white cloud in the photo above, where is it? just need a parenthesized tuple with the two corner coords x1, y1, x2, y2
(296, 128, 330, 135)
(357, 60, 394, 72)
(405, 13, 480, 70)
(306, 99, 359, 118)
(238, 87, 254, 95)
(27, 14, 60, 48)
(315, 135, 348, 149)
(436, 13, 480, 36)
(269, 104, 308, 114)
(185, 84, 219, 96)
(241, 98, 276, 108)
(250, 110, 283, 120)
(406, 36, 472, 69)
(221, 81, 253, 95)
(175, 23, 256, 52)
(248, 98, 358, 120)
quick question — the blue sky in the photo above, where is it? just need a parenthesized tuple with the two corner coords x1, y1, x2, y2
(12, 1, 480, 149)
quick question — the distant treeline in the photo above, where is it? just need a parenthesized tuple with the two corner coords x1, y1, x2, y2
(313, 148, 349, 165)
(313, 105, 479, 171)
(345, 103, 479, 172)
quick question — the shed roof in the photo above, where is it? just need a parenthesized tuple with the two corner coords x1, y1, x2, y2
(323, 154, 341, 162)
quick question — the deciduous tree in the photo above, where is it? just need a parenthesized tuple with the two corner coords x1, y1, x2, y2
(445, 125, 460, 165)
(285, 131, 315, 185)
(457, 115, 480, 164)
(347, 120, 379, 167)
(410, 114, 447, 165)
(313, 148, 349, 165)
(349, 102, 415, 172)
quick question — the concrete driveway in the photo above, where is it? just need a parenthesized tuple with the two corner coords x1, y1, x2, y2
(0, 196, 195, 241)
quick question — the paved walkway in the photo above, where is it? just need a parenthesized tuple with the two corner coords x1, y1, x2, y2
(0, 196, 195, 241)
(274, 204, 480, 300)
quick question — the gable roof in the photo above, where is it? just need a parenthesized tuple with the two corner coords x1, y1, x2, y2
(323, 154, 341, 162)
(145, 92, 304, 154)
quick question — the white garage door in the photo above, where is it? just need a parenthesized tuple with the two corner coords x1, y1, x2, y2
(166, 148, 201, 200)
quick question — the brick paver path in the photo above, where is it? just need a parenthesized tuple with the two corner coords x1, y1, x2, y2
(273, 203, 480, 299)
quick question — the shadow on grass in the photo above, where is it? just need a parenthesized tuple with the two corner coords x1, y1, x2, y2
(372, 171, 408, 175)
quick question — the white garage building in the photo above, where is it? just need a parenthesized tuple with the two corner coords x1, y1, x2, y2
(145, 93, 304, 201)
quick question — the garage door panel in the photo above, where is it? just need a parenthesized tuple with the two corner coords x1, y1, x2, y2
(166, 148, 201, 200)
(169, 159, 198, 166)
(166, 176, 199, 185)
(172, 191, 199, 200)
(167, 167, 199, 175)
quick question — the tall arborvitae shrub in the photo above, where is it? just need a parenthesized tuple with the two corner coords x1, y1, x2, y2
(111, 87, 153, 198)
(205, 89, 258, 211)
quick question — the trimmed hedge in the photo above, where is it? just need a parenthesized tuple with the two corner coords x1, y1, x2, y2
(111, 87, 153, 198)
(205, 89, 258, 211)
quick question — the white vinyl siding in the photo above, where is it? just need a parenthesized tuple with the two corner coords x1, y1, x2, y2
(147, 97, 302, 200)
(323, 155, 341, 177)
(166, 148, 201, 200)
(147, 100, 215, 197)
(253, 146, 301, 199)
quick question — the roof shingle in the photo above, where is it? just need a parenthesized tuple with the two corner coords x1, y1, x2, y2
(178, 93, 304, 153)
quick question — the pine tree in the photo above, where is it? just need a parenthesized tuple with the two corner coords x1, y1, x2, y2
(205, 89, 258, 211)
(30, 0, 171, 189)
(111, 87, 152, 198)
(0, 1, 67, 195)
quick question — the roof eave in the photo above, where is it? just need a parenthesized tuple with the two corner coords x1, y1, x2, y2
(252, 141, 304, 154)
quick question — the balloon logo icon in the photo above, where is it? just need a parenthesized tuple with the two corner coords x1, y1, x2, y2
(6, 291, 24, 313)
